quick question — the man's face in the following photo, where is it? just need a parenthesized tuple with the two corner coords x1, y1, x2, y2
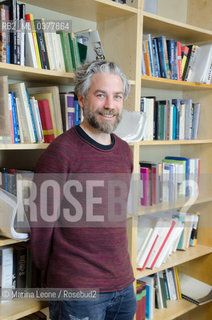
(81, 72, 124, 134)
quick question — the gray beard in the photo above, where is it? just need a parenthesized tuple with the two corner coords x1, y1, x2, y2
(83, 104, 122, 134)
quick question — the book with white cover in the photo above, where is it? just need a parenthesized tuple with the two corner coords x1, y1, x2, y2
(76, 30, 105, 62)
(0, 188, 30, 240)
(189, 44, 212, 84)
(114, 109, 146, 143)
(9, 83, 36, 143)
(179, 273, 212, 305)
(0, 246, 13, 303)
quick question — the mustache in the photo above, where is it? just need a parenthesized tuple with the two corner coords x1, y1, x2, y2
(97, 109, 119, 116)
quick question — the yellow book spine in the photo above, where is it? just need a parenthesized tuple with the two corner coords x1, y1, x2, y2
(30, 14, 42, 69)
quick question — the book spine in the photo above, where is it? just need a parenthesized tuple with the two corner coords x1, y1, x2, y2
(10, 92, 20, 143)
(34, 19, 50, 70)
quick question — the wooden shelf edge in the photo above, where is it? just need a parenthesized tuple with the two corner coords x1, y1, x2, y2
(142, 11, 212, 36)
(0, 143, 49, 150)
(129, 139, 212, 147)
(0, 300, 48, 320)
(136, 245, 212, 279)
(0, 238, 27, 247)
(153, 298, 197, 320)
(141, 75, 212, 90)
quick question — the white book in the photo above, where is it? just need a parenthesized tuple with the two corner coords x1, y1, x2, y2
(179, 273, 212, 305)
(30, 97, 44, 143)
(146, 217, 173, 269)
(56, 33, 66, 72)
(25, 21, 38, 68)
(45, 31, 57, 71)
(0, 246, 13, 303)
(0, 188, 29, 240)
(179, 102, 185, 140)
(189, 44, 212, 83)
(137, 216, 164, 269)
(9, 82, 36, 143)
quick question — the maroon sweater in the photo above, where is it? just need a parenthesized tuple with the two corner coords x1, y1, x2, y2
(30, 126, 134, 292)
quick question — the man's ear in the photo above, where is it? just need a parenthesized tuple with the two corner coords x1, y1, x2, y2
(77, 95, 85, 109)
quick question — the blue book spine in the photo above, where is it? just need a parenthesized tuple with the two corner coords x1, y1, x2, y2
(156, 36, 168, 78)
(26, 91, 38, 143)
(10, 93, 20, 143)
(75, 100, 80, 125)
(153, 38, 161, 77)
(167, 39, 175, 80)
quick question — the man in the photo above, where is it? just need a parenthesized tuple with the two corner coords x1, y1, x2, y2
(30, 61, 137, 320)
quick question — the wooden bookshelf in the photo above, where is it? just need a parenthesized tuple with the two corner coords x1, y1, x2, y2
(0, 300, 48, 320)
(0, 238, 25, 247)
(23, 0, 138, 21)
(0, 62, 74, 84)
(143, 11, 212, 43)
(0, 0, 211, 320)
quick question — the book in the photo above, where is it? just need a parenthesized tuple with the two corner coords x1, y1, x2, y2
(60, 92, 75, 131)
(0, 76, 12, 143)
(9, 82, 36, 143)
(28, 86, 63, 137)
(34, 19, 50, 70)
(31, 92, 57, 138)
(178, 273, 212, 305)
(25, 13, 42, 69)
(189, 44, 212, 84)
(0, 246, 13, 302)
(37, 99, 55, 143)
(0, 188, 29, 240)
(25, 21, 38, 68)
(138, 276, 154, 319)
(136, 281, 146, 320)
(57, 31, 73, 72)
(76, 29, 105, 62)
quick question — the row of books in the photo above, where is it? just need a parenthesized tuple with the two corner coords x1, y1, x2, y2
(137, 209, 200, 270)
(137, 266, 181, 320)
(140, 97, 201, 141)
(0, 244, 31, 298)
(140, 156, 200, 206)
(137, 269, 212, 320)
(0, 1, 105, 70)
(0, 76, 81, 144)
(142, 33, 212, 84)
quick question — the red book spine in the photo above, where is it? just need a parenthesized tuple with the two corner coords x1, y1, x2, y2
(37, 99, 55, 143)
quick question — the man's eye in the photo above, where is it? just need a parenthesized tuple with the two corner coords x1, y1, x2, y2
(97, 93, 105, 98)
(115, 95, 123, 100)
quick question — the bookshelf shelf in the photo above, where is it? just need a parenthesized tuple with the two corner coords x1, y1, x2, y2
(0, 238, 25, 247)
(137, 194, 212, 216)
(0, 143, 49, 150)
(23, 0, 137, 21)
(136, 244, 212, 279)
(153, 299, 197, 320)
(136, 139, 212, 146)
(141, 75, 212, 91)
(0, 300, 48, 320)
(0, 63, 74, 84)
(143, 11, 212, 43)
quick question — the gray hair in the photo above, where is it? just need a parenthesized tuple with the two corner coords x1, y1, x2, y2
(74, 60, 130, 100)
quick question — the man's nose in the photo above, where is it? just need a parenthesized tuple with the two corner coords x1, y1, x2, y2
(104, 96, 114, 109)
